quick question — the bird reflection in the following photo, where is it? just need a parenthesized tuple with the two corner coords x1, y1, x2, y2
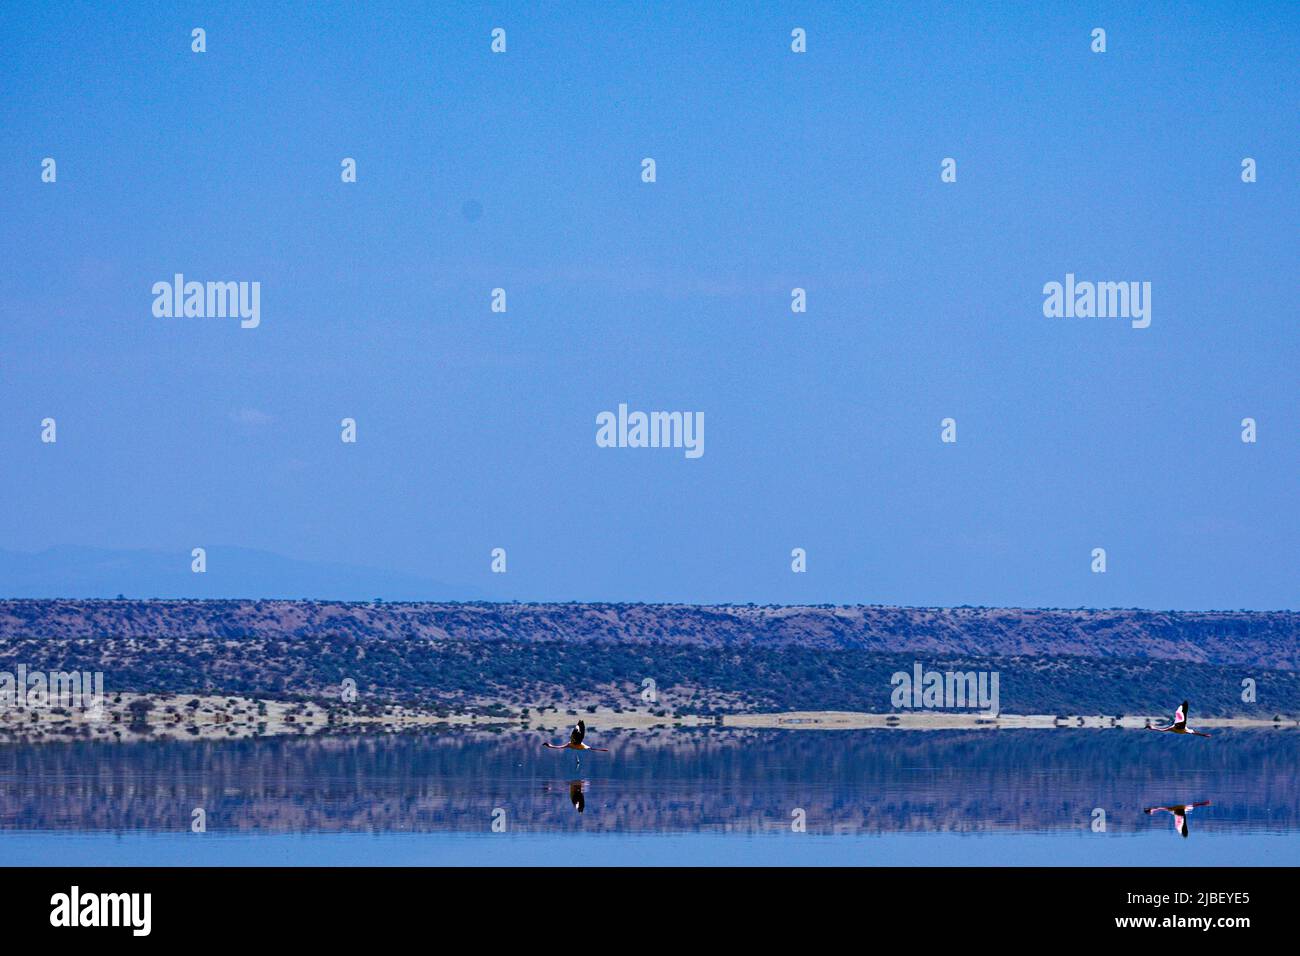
(1144, 800, 1212, 838)
(568, 779, 586, 813)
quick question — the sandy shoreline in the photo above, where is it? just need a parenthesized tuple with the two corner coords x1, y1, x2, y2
(719, 710, 1293, 730)
(0, 693, 1295, 742)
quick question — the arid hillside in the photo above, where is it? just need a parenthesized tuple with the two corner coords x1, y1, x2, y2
(1, 600, 1297, 668)
(2, 600, 1298, 717)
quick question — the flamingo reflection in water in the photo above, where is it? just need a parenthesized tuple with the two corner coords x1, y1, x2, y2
(1144, 801, 1212, 838)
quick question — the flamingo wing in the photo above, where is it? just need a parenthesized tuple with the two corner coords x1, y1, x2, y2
(1173, 701, 1187, 729)
(570, 720, 586, 746)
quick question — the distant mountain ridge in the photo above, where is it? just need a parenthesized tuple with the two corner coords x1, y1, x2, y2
(2, 599, 1297, 670)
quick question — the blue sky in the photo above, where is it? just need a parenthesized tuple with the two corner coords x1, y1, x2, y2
(1, 1, 1297, 608)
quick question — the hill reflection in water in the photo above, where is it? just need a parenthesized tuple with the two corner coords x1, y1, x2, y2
(1, 728, 1296, 836)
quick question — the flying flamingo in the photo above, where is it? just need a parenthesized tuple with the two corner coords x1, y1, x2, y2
(1144, 801, 1212, 838)
(543, 720, 608, 768)
(1148, 700, 1212, 737)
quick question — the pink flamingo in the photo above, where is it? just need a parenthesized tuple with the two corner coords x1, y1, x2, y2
(543, 720, 608, 768)
(1148, 700, 1212, 737)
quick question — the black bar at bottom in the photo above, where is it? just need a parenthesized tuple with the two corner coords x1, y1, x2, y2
(0, 866, 1278, 940)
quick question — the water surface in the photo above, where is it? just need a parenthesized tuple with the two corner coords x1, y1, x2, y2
(2, 728, 1296, 865)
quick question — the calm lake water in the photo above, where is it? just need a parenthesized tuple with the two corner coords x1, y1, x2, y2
(1, 727, 1297, 865)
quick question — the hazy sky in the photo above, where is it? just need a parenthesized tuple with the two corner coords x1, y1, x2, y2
(2, 2, 1296, 608)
